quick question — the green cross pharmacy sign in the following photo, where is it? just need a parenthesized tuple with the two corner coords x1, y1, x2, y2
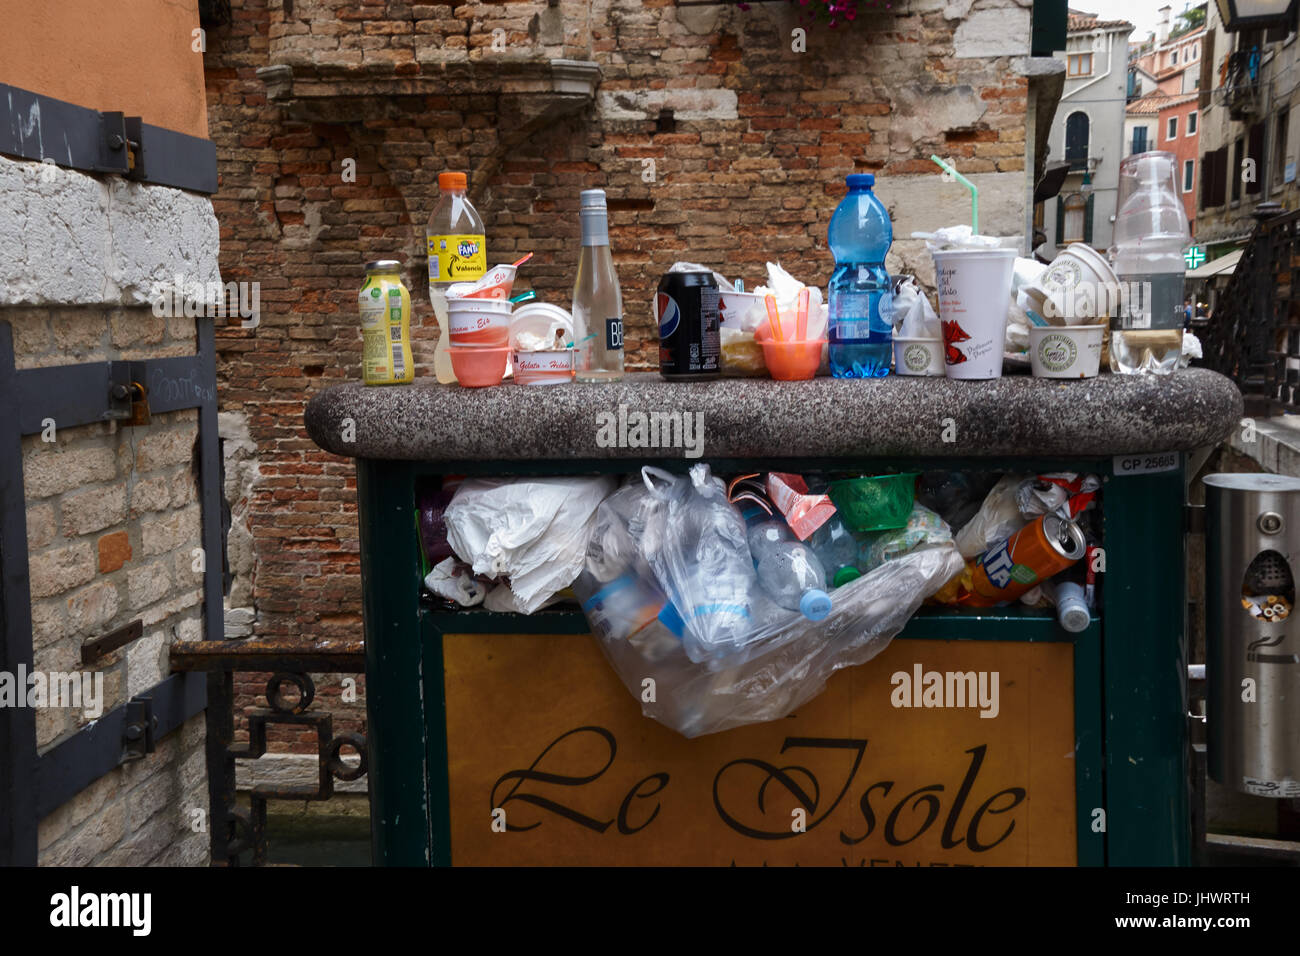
(1185, 245, 1205, 269)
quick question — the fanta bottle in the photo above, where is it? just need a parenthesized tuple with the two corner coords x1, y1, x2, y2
(427, 172, 486, 384)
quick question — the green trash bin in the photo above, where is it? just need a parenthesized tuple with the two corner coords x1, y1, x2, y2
(306, 371, 1241, 867)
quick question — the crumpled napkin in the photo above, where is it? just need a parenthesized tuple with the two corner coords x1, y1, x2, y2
(914, 225, 1007, 253)
(892, 275, 940, 338)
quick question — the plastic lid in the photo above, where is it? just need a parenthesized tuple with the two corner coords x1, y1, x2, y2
(800, 590, 832, 621)
(832, 566, 862, 587)
(846, 174, 875, 189)
(438, 172, 467, 190)
(580, 188, 607, 210)
(1059, 601, 1091, 634)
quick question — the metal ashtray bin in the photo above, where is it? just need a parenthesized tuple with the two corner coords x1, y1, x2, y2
(1204, 473, 1300, 798)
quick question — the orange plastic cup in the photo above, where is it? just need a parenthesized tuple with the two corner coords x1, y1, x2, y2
(759, 340, 825, 380)
(448, 346, 509, 387)
(754, 325, 825, 381)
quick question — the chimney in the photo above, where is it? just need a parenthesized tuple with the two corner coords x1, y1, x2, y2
(1156, 5, 1172, 45)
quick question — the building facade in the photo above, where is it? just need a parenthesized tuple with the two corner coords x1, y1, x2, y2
(1196, 1, 1298, 259)
(1124, 6, 1205, 232)
(1043, 10, 1134, 256)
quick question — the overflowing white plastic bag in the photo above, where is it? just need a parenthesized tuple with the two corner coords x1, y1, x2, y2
(444, 475, 617, 613)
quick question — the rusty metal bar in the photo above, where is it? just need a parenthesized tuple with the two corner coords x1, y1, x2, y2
(170, 638, 365, 673)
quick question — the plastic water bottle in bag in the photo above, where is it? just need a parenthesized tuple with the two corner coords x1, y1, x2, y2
(751, 535, 832, 621)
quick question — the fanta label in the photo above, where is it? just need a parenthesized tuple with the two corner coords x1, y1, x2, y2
(427, 232, 486, 283)
(980, 541, 1015, 590)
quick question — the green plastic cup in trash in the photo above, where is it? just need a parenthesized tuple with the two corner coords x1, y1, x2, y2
(828, 473, 918, 532)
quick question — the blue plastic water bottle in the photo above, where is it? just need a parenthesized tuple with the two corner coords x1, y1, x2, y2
(828, 174, 893, 378)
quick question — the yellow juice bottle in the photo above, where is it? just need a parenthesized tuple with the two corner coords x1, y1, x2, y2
(360, 260, 414, 386)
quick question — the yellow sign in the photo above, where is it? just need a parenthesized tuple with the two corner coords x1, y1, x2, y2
(442, 633, 1077, 866)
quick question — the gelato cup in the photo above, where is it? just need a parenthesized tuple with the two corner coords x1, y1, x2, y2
(448, 296, 512, 347)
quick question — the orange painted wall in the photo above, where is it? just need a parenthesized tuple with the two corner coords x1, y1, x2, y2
(0, 0, 208, 138)
(1158, 99, 1200, 232)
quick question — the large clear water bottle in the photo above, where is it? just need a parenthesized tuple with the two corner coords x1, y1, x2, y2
(828, 174, 893, 378)
(1110, 152, 1188, 376)
(750, 535, 831, 621)
(809, 516, 862, 587)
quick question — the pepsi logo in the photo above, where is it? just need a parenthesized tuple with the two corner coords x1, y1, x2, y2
(656, 292, 680, 338)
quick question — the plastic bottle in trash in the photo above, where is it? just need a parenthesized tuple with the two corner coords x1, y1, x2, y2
(750, 536, 832, 621)
(1110, 152, 1188, 376)
(1056, 581, 1091, 634)
(809, 516, 862, 587)
(427, 172, 486, 384)
(828, 174, 894, 378)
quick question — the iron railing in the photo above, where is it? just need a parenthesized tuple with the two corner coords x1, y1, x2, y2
(170, 637, 366, 867)
(1198, 205, 1300, 415)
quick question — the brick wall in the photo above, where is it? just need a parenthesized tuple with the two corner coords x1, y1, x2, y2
(202, 1, 1031, 740)
(10, 305, 209, 866)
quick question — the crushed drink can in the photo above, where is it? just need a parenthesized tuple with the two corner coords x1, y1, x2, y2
(657, 271, 721, 380)
(964, 513, 1087, 607)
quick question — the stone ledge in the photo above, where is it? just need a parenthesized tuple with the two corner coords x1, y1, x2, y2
(1227, 415, 1300, 476)
(306, 368, 1244, 463)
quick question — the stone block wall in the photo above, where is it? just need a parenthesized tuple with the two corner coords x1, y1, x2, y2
(1, 154, 219, 865)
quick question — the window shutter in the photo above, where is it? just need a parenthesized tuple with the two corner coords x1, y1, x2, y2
(1056, 196, 1065, 244)
(1217, 146, 1229, 205)
(1247, 122, 1265, 194)
(1084, 194, 1095, 244)
(1200, 31, 1215, 110)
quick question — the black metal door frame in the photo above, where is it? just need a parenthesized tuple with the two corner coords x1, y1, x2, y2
(0, 318, 222, 865)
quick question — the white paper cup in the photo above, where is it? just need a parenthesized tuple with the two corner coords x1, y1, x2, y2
(1028, 324, 1106, 378)
(512, 348, 575, 385)
(892, 337, 945, 376)
(932, 247, 1017, 380)
(717, 291, 767, 330)
(447, 296, 512, 348)
(1034, 243, 1120, 326)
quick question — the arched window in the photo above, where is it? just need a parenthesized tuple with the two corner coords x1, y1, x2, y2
(1065, 112, 1090, 170)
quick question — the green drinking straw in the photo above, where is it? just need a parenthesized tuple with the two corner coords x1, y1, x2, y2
(930, 155, 978, 234)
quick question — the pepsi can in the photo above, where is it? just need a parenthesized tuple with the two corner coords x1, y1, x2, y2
(656, 271, 721, 380)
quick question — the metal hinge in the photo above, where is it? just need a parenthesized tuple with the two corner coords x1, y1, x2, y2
(121, 696, 158, 763)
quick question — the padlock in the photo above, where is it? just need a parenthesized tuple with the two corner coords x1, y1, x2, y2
(125, 381, 151, 427)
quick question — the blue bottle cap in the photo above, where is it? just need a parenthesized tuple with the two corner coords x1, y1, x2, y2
(800, 590, 832, 621)
(846, 174, 875, 189)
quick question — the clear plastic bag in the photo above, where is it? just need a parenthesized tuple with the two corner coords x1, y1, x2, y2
(580, 465, 966, 737)
(595, 542, 965, 738)
(638, 465, 760, 663)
